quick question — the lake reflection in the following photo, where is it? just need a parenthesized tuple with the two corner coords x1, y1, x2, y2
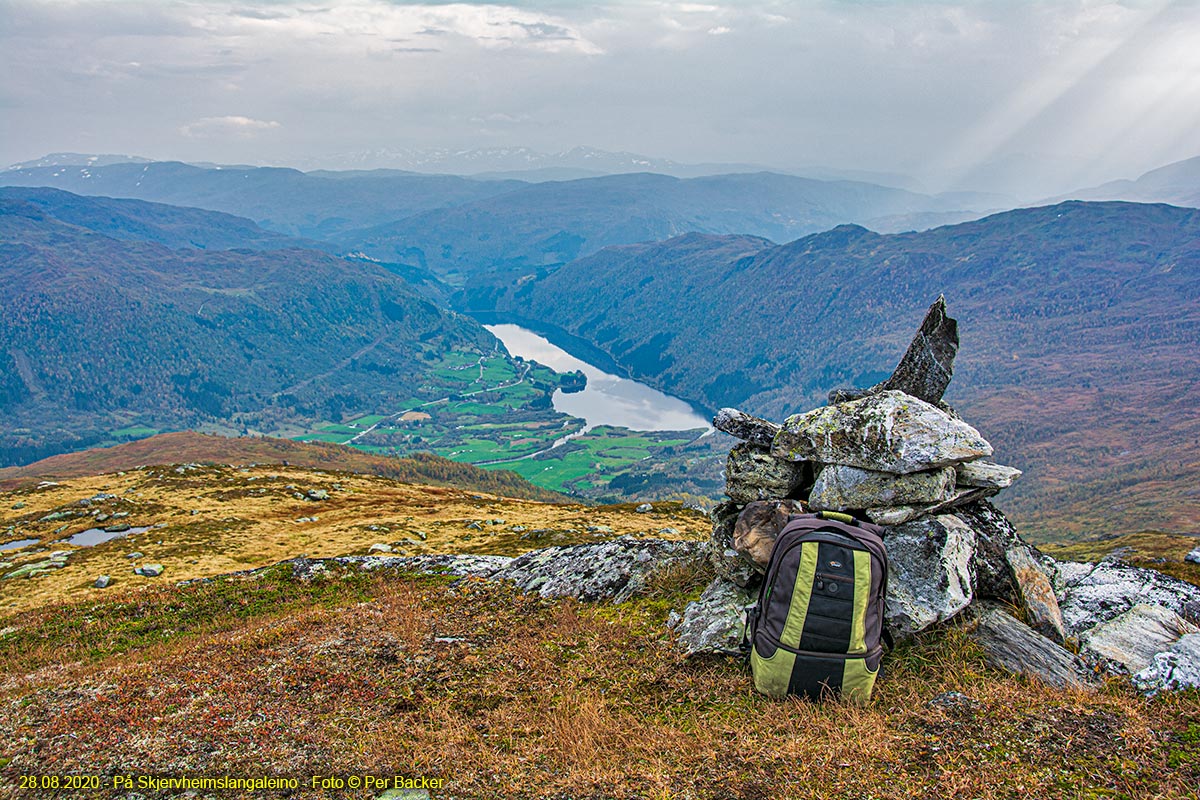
(485, 324, 710, 433)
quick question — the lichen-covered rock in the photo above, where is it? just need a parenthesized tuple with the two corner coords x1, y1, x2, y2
(970, 605, 1098, 690)
(1056, 559, 1200, 636)
(956, 461, 1022, 489)
(708, 501, 759, 588)
(497, 536, 707, 603)
(670, 578, 755, 657)
(713, 408, 781, 448)
(1186, 545, 1200, 565)
(725, 443, 807, 503)
(732, 499, 804, 570)
(771, 390, 993, 474)
(1005, 544, 1066, 642)
(955, 500, 1020, 600)
(885, 515, 977, 637)
(1132, 633, 1200, 696)
(809, 464, 955, 511)
(1079, 603, 1199, 675)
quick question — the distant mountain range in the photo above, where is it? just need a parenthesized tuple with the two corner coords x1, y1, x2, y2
(470, 201, 1200, 537)
(1061, 155, 1200, 209)
(0, 189, 492, 466)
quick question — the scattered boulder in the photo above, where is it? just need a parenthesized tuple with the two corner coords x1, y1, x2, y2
(305, 489, 329, 501)
(635, 503, 653, 513)
(809, 464, 955, 511)
(885, 515, 976, 638)
(771, 390, 993, 474)
(724, 443, 806, 502)
(125, 551, 144, 560)
(10, 502, 25, 510)
(369, 543, 393, 554)
(1132, 633, 1200, 696)
(670, 578, 755, 657)
(1186, 545, 1200, 565)
(94, 575, 111, 589)
(1079, 603, 1199, 675)
(1056, 559, 1200, 635)
(134, 564, 163, 577)
(970, 606, 1098, 690)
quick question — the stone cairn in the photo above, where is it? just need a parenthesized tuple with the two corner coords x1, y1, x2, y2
(672, 297, 1200, 695)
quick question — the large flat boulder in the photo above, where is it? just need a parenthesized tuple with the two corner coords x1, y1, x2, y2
(1056, 559, 1200, 636)
(956, 461, 1022, 489)
(772, 390, 992, 474)
(725, 443, 807, 503)
(885, 515, 977, 637)
(809, 464, 955, 511)
(670, 577, 756, 657)
(1079, 603, 1199, 675)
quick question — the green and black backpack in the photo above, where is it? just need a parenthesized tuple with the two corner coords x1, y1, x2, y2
(745, 511, 889, 704)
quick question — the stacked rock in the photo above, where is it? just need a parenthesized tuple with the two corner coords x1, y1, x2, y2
(671, 298, 1200, 695)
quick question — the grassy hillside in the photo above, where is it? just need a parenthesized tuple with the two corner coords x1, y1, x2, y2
(1, 541, 1196, 798)
(0, 201, 495, 466)
(0, 431, 568, 503)
(473, 202, 1200, 539)
(0, 462, 706, 612)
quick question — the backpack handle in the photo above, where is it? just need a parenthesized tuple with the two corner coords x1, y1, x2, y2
(816, 510, 858, 525)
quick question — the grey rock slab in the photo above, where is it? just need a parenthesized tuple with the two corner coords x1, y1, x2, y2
(1056, 559, 1200, 636)
(495, 537, 707, 603)
(1185, 545, 1200, 565)
(724, 442, 806, 503)
(712, 408, 780, 448)
(635, 503, 653, 513)
(970, 606, 1098, 690)
(1079, 603, 1199, 675)
(671, 577, 755, 657)
(1006, 544, 1066, 642)
(134, 564, 163, 577)
(1132, 633, 1200, 696)
(94, 575, 111, 588)
(772, 390, 992, 474)
(809, 464, 955, 511)
(956, 461, 1022, 489)
(884, 515, 976, 637)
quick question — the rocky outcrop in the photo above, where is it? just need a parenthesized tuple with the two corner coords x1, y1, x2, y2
(1055, 559, 1200, 635)
(1133, 633, 1200, 695)
(677, 298, 1199, 694)
(1079, 604, 1200, 675)
(284, 537, 707, 605)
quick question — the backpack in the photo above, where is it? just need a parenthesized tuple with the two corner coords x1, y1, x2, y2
(745, 510, 889, 704)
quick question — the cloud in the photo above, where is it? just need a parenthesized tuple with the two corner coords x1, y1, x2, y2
(180, 116, 281, 138)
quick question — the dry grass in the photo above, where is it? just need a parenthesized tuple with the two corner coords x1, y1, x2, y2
(0, 465, 707, 613)
(1, 564, 1196, 800)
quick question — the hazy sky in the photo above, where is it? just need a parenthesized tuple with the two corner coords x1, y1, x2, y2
(2, 0, 1199, 189)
